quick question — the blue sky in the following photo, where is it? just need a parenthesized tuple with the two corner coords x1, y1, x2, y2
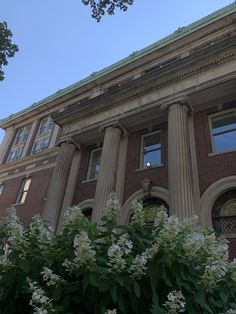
(0, 0, 233, 142)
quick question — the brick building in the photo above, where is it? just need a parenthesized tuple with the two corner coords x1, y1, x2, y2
(0, 4, 236, 254)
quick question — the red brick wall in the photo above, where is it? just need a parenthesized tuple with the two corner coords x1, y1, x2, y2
(72, 149, 96, 205)
(0, 167, 54, 224)
(194, 110, 236, 196)
(123, 123, 168, 204)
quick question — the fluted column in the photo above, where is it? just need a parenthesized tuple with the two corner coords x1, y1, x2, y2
(42, 139, 77, 229)
(92, 125, 122, 222)
(168, 103, 195, 219)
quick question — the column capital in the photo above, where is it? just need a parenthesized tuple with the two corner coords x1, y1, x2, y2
(99, 121, 128, 136)
(161, 96, 192, 113)
(57, 137, 81, 150)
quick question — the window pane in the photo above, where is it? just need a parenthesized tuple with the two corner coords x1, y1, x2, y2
(143, 133, 161, 152)
(0, 185, 4, 195)
(24, 179, 31, 191)
(143, 149, 161, 167)
(212, 112, 236, 135)
(89, 149, 102, 179)
(20, 191, 28, 204)
(213, 130, 236, 152)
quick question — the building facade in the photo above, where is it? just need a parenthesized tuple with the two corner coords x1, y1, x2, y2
(0, 4, 236, 255)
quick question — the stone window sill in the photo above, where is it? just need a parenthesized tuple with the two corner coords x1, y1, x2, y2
(208, 149, 236, 157)
(81, 178, 97, 184)
(135, 164, 164, 172)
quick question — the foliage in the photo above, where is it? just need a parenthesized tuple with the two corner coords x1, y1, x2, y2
(0, 194, 236, 313)
(0, 21, 18, 81)
(81, 0, 134, 22)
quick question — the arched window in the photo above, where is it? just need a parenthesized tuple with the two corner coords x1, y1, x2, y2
(82, 207, 93, 222)
(212, 190, 236, 234)
(143, 196, 169, 224)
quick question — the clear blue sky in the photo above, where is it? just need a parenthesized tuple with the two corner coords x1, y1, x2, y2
(0, 0, 233, 142)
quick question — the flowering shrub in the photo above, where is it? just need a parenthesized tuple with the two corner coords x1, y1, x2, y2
(0, 194, 236, 313)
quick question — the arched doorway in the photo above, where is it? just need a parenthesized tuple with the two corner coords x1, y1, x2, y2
(143, 196, 169, 224)
(212, 189, 236, 235)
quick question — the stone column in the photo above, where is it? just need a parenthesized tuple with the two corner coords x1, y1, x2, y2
(56, 149, 82, 233)
(168, 102, 195, 219)
(42, 138, 77, 229)
(92, 125, 122, 222)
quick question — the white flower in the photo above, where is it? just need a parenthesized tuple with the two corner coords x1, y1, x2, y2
(130, 201, 145, 226)
(107, 233, 133, 272)
(104, 192, 120, 221)
(64, 205, 86, 225)
(129, 252, 148, 279)
(63, 231, 95, 272)
(182, 232, 205, 258)
(163, 290, 185, 313)
(105, 309, 117, 314)
(41, 267, 64, 287)
(29, 215, 53, 250)
(153, 205, 168, 229)
(27, 279, 53, 314)
(202, 260, 229, 286)
(224, 310, 236, 314)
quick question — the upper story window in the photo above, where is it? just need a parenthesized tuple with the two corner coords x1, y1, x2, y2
(141, 131, 161, 168)
(87, 148, 102, 180)
(0, 184, 4, 196)
(6, 125, 31, 163)
(16, 178, 31, 204)
(210, 109, 236, 153)
(31, 117, 55, 155)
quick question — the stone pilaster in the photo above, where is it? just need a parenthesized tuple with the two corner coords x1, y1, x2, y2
(168, 102, 195, 219)
(92, 125, 122, 222)
(42, 138, 77, 229)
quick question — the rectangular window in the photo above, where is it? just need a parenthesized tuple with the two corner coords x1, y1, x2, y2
(87, 148, 102, 180)
(141, 131, 161, 168)
(210, 110, 236, 153)
(6, 125, 31, 163)
(0, 184, 4, 196)
(16, 178, 31, 204)
(31, 117, 54, 155)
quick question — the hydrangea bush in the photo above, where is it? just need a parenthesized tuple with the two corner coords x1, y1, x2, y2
(0, 194, 236, 313)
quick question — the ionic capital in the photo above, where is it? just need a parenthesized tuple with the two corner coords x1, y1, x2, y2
(57, 137, 81, 150)
(99, 121, 128, 136)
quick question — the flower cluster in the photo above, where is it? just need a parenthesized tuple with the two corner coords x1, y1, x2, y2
(163, 290, 185, 314)
(130, 200, 145, 226)
(63, 231, 96, 272)
(41, 267, 64, 287)
(104, 192, 120, 223)
(107, 233, 133, 272)
(28, 279, 53, 314)
(105, 309, 117, 314)
(29, 215, 53, 250)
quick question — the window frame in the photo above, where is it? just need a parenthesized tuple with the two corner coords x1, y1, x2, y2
(6, 125, 31, 163)
(16, 178, 32, 205)
(0, 184, 4, 196)
(31, 117, 55, 155)
(86, 147, 102, 181)
(209, 108, 236, 155)
(140, 130, 162, 169)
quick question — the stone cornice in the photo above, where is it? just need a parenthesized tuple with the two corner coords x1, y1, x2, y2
(53, 36, 236, 127)
(1, 9, 236, 129)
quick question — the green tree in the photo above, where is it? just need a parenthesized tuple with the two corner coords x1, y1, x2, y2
(82, 0, 134, 22)
(0, 21, 18, 81)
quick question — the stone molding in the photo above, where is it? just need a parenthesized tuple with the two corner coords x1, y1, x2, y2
(58, 137, 81, 150)
(78, 199, 95, 210)
(200, 176, 236, 227)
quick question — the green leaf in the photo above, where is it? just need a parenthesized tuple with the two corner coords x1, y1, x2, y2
(111, 286, 117, 302)
(18, 259, 30, 273)
(133, 281, 140, 298)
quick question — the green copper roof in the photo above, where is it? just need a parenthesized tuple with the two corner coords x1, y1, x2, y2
(1, 1, 236, 126)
